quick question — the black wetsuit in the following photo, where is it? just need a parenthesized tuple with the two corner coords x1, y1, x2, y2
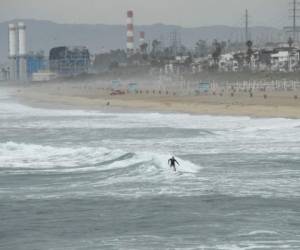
(168, 158, 179, 171)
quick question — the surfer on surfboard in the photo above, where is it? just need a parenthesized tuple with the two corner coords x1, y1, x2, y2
(168, 156, 180, 172)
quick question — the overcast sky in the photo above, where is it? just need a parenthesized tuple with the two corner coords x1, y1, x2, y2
(0, 0, 290, 28)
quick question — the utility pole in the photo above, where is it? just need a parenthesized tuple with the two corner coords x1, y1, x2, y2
(245, 9, 249, 42)
(292, 0, 297, 41)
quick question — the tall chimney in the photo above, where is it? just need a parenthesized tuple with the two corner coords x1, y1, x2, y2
(139, 31, 145, 44)
(126, 10, 134, 54)
(8, 24, 17, 81)
(18, 22, 28, 82)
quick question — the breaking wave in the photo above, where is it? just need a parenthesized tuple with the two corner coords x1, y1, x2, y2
(0, 141, 200, 174)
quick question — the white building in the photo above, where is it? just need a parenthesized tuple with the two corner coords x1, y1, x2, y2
(271, 49, 299, 72)
(218, 53, 238, 72)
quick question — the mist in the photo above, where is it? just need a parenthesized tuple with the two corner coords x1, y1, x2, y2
(0, 0, 288, 28)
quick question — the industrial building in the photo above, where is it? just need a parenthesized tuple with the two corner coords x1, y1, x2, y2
(8, 23, 17, 81)
(7, 22, 91, 82)
(8, 22, 28, 82)
(18, 22, 27, 82)
(27, 52, 47, 78)
(49, 46, 90, 77)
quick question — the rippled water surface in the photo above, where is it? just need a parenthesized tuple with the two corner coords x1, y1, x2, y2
(0, 90, 300, 249)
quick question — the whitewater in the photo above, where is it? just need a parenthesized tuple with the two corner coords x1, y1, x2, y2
(0, 90, 300, 250)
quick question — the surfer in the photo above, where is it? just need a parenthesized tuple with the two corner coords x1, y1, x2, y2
(168, 156, 180, 172)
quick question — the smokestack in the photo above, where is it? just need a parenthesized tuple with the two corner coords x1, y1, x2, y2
(18, 22, 28, 82)
(8, 24, 17, 81)
(139, 31, 145, 44)
(126, 10, 134, 54)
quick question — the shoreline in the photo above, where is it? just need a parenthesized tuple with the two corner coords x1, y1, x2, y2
(6, 83, 300, 119)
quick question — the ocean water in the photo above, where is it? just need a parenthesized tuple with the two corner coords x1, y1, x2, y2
(0, 90, 300, 250)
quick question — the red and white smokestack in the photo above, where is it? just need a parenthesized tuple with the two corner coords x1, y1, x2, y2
(126, 10, 134, 53)
(139, 31, 145, 44)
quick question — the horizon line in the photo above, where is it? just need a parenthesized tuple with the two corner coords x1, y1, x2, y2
(0, 18, 284, 30)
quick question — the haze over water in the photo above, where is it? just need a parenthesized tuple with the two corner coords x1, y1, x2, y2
(0, 90, 300, 249)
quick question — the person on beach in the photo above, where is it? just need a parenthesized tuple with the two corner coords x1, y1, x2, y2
(168, 156, 180, 172)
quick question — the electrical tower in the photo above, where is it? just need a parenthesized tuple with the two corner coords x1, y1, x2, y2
(285, 0, 300, 42)
(170, 30, 181, 57)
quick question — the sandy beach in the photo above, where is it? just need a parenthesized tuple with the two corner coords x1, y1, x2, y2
(8, 81, 300, 118)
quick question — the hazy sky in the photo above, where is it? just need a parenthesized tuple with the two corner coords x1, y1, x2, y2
(0, 0, 289, 27)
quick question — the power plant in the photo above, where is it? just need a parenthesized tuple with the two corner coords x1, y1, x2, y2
(7, 21, 91, 82)
(126, 11, 147, 55)
(8, 22, 28, 83)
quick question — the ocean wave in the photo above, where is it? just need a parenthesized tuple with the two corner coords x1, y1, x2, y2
(2, 97, 300, 131)
(0, 141, 201, 175)
(240, 230, 279, 237)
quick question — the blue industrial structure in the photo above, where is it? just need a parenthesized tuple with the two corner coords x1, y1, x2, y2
(27, 52, 47, 77)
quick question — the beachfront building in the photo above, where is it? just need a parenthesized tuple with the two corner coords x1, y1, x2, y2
(218, 53, 239, 72)
(210, 47, 300, 73)
(270, 48, 300, 72)
(271, 51, 289, 71)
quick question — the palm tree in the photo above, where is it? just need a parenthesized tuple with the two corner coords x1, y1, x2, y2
(246, 40, 253, 65)
(140, 43, 148, 54)
(151, 40, 161, 58)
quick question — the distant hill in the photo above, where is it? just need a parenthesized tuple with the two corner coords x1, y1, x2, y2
(0, 19, 284, 63)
